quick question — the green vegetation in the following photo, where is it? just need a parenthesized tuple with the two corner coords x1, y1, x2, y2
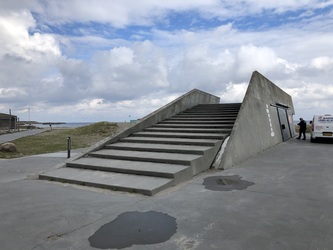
(0, 122, 120, 159)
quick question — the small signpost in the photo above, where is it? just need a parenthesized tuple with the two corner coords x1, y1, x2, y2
(67, 137, 71, 158)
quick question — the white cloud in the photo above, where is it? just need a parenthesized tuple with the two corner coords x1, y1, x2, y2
(90, 40, 169, 101)
(237, 44, 278, 77)
(0, 88, 27, 99)
(0, 9, 62, 111)
(310, 56, 333, 70)
(0, 11, 60, 60)
(218, 83, 248, 103)
(108, 47, 134, 67)
(287, 82, 333, 118)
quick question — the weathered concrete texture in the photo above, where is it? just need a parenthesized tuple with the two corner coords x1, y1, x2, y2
(220, 71, 295, 169)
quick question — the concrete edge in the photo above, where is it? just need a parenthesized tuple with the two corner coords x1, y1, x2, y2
(192, 139, 223, 175)
(211, 136, 230, 169)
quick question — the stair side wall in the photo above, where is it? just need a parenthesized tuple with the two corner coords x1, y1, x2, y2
(219, 71, 295, 169)
(191, 140, 223, 175)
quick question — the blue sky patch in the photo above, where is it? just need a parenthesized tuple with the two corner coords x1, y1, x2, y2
(30, 5, 332, 40)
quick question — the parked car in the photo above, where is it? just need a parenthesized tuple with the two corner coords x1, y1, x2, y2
(310, 114, 333, 142)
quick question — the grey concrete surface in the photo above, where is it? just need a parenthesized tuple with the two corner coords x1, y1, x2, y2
(0, 129, 47, 144)
(40, 167, 173, 196)
(1, 137, 333, 249)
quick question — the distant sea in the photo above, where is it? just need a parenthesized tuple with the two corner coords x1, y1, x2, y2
(37, 122, 94, 129)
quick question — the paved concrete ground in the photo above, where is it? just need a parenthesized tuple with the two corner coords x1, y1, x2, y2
(1, 136, 333, 250)
(0, 129, 47, 144)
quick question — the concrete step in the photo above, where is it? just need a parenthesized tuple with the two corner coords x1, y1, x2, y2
(181, 110, 240, 113)
(183, 111, 239, 114)
(194, 103, 241, 107)
(89, 149, 202, 166)
(195, 112, 238, 114)
(184, 109, 240, 113)
(39, 168, 173, 196)
(175, 114, 238, 117)
(132, 131, 226, 139)
(153, 124, 234, 129)
(159, 120, 235, 124)
(174, 116, 237, 120)
(105, 142, 211, 155)
(67, 157, 191, 179)
(120, 137, 222, 146)
(143, 127, 231, 134)
(167, 117, 236, 121)
(182, 108, 240, 111)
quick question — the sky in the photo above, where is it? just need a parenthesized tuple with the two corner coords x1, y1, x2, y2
(0, 0, 333, 123)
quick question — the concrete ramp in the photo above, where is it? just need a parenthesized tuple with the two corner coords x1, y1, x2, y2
(40, 103, 241, 196)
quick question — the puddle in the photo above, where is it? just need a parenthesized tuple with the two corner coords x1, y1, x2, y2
(203, 175, 254, 191)
(89, 211, 177, 249)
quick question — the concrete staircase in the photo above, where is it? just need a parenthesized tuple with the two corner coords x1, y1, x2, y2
(40, 103, 241, 195)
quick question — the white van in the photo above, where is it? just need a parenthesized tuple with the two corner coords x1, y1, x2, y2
(310, 114, 333, 142)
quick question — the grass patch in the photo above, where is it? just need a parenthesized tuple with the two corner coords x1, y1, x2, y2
(0, 122, 120, 159)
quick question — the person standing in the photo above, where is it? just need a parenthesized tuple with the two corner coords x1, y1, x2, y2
(297, 118, 307, 140)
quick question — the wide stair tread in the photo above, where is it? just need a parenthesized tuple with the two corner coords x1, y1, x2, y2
(106, 142, 211, 154)
(89, 149, 201, 165)
(159, 120, 235, 124)
(166, 117, 236, 121)
(193, 103, 241, 108)
(132, 131, 226, 139)
(179, 111, 239, 114)
(153, 124, 233, 129)
(120, 137, 222, 146)
(143, 127, 231, 134)
(67, 157, 190, 178)
(39, 168, 173, 196)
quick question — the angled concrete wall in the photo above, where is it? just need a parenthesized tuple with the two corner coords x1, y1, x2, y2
(219, 71, 295, 169)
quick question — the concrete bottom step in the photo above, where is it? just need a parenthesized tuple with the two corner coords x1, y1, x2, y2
(67, 157, 192, 180)
(39, 168, 173, 196)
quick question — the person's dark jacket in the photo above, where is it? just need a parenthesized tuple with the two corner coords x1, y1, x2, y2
(298, 120, 307, 132)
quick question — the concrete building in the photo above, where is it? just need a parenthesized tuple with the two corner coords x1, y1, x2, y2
(0, 113, 18, 130)
(40, 71, 295, 195)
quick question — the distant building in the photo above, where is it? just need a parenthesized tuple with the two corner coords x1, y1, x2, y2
(0, 113, 17, 130)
